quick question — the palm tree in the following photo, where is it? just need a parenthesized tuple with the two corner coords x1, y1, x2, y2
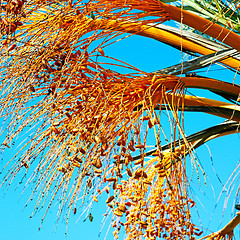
(0, 0, 240, 239)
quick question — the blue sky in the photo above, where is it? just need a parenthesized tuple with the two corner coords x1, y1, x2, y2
(1, 20, 240, 240)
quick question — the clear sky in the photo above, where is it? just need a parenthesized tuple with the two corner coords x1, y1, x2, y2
(1, 21, 240, 240)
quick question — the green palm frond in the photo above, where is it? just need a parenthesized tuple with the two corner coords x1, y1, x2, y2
(167, 0, 240, 33)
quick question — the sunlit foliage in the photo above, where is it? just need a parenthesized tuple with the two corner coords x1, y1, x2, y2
(0, 0, 240, 239)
